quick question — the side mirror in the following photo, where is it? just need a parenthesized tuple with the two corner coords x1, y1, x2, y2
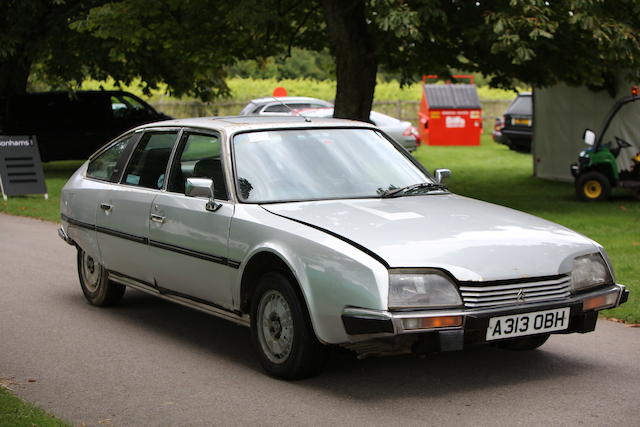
(185, 177, 221, 212)
(434, 168, 451, 184)
(583, 129, 596, 146)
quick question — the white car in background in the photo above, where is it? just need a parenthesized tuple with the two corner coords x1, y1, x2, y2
(292, 107, 421, 152)
(239, 96, 333, 116)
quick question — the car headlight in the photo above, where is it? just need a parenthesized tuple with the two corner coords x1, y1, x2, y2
(388, 270, 462, 309)
(570, 253, 613, 292)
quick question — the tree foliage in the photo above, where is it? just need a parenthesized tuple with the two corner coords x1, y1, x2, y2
(3, 0, 640, 119)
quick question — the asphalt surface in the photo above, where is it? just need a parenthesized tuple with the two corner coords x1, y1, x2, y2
(1, 213, 639, 426)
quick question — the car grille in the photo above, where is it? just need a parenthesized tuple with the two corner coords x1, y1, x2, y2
(459, 275, 571, 309)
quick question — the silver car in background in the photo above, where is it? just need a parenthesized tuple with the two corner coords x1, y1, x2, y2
(59, 116, 628, 379)
(239, 96, 333, 116)
(292, 107, 421, 152)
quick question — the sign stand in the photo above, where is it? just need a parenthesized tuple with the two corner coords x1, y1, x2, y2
(0, 135, 48, 200)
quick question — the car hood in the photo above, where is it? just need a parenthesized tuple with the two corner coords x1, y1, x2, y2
(261, 194, 598, 282)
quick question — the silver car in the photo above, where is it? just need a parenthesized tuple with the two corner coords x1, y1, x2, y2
(239, 96, 333, 116)
(59, 116, 628, 379)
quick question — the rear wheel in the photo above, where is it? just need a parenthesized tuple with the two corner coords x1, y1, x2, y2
(250, 271, 327, 380)
(77, 248, 125, 306)
(576, 171, 611, 201)
(495, 333, 550, 351)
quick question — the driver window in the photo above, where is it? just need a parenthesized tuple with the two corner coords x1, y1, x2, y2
(168, 132, 228, 200)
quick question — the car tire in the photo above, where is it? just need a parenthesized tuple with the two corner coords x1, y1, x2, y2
(77, 248, 125, 306)
(494, 333, 550, 351)
(250, 271, 327, 380)
(576, 171, 611, 201)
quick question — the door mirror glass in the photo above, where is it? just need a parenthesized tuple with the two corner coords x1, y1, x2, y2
(583, 129, 596, 146)
(186, 177, 221, 212)
(434, 168, 451, 184)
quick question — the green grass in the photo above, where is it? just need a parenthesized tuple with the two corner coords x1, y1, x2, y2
(415, 135, 640, 322)
(0, 387, 69, 426)
(1, 135, 637, 322)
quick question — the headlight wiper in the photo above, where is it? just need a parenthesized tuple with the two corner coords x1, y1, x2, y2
(380, 182, 447, 198)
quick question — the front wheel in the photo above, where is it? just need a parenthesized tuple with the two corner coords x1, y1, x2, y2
(250, 271, 327, 380)
(77, 248, 125, 306)
(494, 333, 550, 351)
(575, 171, 611, 201)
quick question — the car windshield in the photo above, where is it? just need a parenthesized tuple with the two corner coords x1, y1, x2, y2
(233, 128, 433, 203)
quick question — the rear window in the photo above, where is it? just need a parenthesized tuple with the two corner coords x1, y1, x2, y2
(122, 132, 178, 189)
(87, 136, 132, 181)
(506, 95, 532, 116)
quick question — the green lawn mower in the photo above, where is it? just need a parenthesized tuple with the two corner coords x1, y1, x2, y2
(571, 87, 640, 201)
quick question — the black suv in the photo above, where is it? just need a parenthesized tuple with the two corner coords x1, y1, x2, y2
(0, 91, 171, 161)
(492, 92, 533, 152)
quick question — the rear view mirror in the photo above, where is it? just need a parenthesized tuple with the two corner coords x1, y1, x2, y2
(583, 129, 595, 146)
(434, 168, 452, 184)
(186, 177, 221, 212)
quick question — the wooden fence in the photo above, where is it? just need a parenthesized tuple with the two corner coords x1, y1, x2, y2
(149, 99, 511, 129)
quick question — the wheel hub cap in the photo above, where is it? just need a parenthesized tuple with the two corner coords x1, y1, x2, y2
(258, 290, 294, 364)
(81, 252, 101, 292)
(584, 180, 602, 198)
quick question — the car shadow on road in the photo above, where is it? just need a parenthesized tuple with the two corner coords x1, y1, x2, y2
(59, 287, 599, 399)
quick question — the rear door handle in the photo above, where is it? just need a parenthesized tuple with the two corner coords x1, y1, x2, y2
(100, 203, 112, 211)
(150, 213, 165, 224)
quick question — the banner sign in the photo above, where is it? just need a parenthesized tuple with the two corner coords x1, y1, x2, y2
(0, 135, 48, 200)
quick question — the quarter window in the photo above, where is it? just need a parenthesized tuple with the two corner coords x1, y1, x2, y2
(122, 132, 178, 189)
(86, 136, 131, 181)
(168, 133, 227, 200)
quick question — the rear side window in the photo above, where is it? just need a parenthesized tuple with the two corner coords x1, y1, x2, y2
(86, 136, 132, 181)
(122, 132, 178, 189)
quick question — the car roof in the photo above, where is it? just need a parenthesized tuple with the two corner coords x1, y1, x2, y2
(135, 115, 373, 133)
(248, 96, 332, 105)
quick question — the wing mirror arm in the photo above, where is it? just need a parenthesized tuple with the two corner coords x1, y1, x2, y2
(185, 177, 222, 212)
(434, 168, 452, 184)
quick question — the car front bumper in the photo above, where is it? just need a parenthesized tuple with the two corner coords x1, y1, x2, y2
(342, 283, 628, 350)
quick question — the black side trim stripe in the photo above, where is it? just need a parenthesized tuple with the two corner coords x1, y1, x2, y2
(96, 225, 148, 244)
(107, 269, 156, 289)
(261, 207, 390, 269)
(149, 239, 226, 265)
(60, 214, 242, 269)
(61, 213, 95, 231)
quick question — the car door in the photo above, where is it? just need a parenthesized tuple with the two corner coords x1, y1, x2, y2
(148, 130, 235, 309)
(95, 129, 180, 284)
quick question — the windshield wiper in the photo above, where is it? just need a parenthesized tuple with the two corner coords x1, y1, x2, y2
(380, 182, 447, 198)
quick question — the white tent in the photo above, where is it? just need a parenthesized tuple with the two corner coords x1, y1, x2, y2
(533, 81, 640, 182)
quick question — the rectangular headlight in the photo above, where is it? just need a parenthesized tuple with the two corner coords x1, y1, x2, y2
(571, 253, 613, 292)
(389, 270, 462, 309)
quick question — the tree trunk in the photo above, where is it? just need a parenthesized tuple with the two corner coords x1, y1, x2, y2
(320, 0, 377, 122)
(0, 53, 31, 98)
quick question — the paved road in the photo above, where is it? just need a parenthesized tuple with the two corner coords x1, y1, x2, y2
(1, 213, 639, 426)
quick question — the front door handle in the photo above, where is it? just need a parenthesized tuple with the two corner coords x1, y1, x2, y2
(150, 213, 165, 224)
(100, 203, 112, 211)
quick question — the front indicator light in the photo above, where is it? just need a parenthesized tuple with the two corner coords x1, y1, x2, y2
(402, 315, 463, 330)
(583, 293, 618, 311)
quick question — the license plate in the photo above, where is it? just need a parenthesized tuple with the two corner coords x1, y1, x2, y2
(513, 118, 532, 126)
(486, 307, 570, 341)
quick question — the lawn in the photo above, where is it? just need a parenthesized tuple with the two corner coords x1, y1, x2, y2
(0, 134, 637, 322)
(0, 387, 68, 426)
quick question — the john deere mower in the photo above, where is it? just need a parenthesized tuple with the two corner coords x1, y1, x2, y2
(571, 86, 640, 201)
